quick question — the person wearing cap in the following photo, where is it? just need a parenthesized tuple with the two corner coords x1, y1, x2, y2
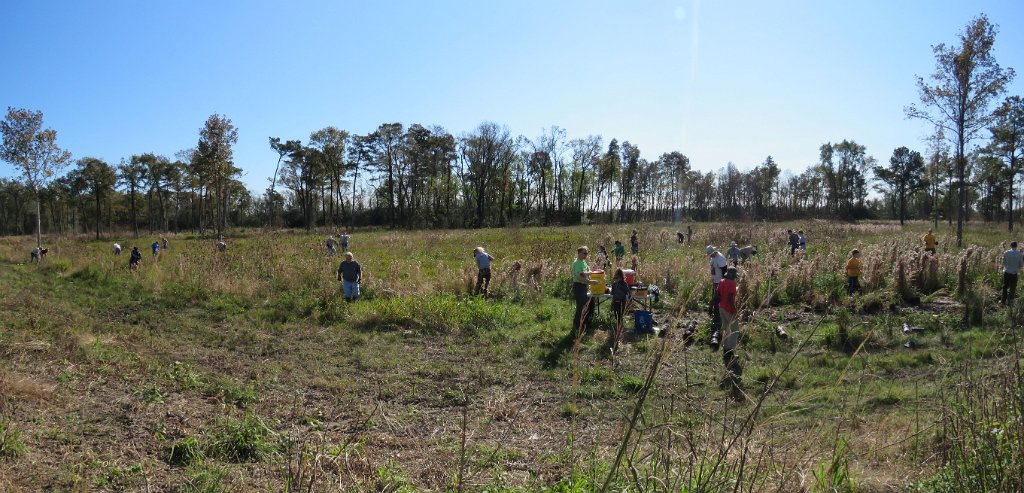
(707, 245, 728, 346)
(726, 241, 741, 266)
(474, 246, 494, 297)
(337, 251, 362, 302)
(923, 230, 937, 255)
(717, 267, 742, 390)
(571, 246, 593, 336)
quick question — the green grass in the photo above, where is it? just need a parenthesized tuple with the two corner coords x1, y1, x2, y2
(0, 221, 1021, 490)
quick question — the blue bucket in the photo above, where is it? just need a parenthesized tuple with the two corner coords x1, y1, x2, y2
(634, 310, 654, 333)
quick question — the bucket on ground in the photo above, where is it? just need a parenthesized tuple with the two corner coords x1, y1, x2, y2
(634, 310, 654, 333)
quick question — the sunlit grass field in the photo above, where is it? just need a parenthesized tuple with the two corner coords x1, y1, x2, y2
(0, 220, 1021, 491)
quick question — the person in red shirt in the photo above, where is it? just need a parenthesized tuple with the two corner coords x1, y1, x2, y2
(716, 267, 742, 394)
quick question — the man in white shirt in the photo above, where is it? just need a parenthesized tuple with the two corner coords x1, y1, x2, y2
(1001, 241, 1024, 306)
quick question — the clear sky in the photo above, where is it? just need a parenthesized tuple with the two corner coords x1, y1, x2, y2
(2, 0, 1023, 192)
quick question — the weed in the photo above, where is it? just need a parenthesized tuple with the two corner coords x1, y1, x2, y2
(206, 413, 277, 463)
(0, 416, 26, 459)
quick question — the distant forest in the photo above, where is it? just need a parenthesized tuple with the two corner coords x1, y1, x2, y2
(0, 113, 1020, 237)
(1, 15, 1020, 240)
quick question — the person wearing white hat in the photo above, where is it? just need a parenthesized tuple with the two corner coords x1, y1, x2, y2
(707, 245, 728, 348)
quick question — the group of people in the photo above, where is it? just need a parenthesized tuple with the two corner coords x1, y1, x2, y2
(325, 232, 351, 256)
(786, 229, 807, 256)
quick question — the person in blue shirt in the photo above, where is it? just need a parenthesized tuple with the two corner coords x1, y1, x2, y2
(151, 241, 160, 257)
(727, 241, 741, 266)
(337, 252, 362, 302)
(474, 246, 495, 297)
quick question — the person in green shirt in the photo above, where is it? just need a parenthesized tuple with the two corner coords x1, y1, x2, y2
(572, 246, 593, 336)
(612, 240, 626, 266)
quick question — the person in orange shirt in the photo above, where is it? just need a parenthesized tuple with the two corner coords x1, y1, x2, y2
(923, 230, 937, 255)
(845, 249, 862, 295)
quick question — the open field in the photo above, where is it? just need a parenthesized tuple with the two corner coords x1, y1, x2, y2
(0, 221, 1022, 492)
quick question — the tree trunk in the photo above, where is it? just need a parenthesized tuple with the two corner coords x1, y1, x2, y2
(35, 195, 42, 249)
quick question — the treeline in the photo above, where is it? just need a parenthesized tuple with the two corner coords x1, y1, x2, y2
(0, 118, 1019, 237)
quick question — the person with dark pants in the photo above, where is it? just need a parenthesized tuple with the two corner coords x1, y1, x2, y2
(630, 230, 639, 256)
(610, 268, 629, 351)
(474, 246, 494, 297)
(787, 230, 799, 256)
(706, 245, 728, 348)
(571, 246, 593, 337)
(1001, 242, 1023, 306)
(846, 249, 861, 295)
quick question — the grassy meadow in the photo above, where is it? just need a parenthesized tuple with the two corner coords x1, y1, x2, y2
(0, 221, 1022, 492)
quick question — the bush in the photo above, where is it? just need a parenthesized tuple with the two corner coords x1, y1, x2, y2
(206, 414, 277, 463)
(0, 417, 26, 459)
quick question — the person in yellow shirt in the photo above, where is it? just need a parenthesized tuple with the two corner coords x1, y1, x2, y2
(845, 249, 862, 295)
(923, 230, 937, 255)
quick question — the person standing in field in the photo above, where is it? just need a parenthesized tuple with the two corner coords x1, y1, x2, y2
(676, 231, 685, 243)
(612, 240, 626, 266)
(630, 230, 639, 255)
(787, 230, 799, 256)
(129, 246, 142, 270)
(687, 225, 693, 243)
(571, 246, 593, 337)
(1001, 241, 1024, 306)
(846, 249, 862, 295)
(595, 245, 611, 271)
(474, 246, 494, 297)
(718, 267, 742, 391)
(610, 268, 630, 350)
(113, 243, 122, 255)
(707, 245, 728, 347)
(726, 241, 741, 266)
(340, 231, 350, 252)
(151, 241, 160, 257)
(162, 237, 169, 250)
(337, 251, 362, 302)
(798, 230, 807, 251)
(326, 236, 338, 256)
(923, 230, 937, 255)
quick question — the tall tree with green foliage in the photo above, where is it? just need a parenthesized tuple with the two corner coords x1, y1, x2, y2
(874, 147, 927, 225)
(986, 96, 1024, 231)
(906, 14, 1015, 246)
(0, 107, 73, 249)
(196, 114, 240, 238)
(71, 157, 116, 239)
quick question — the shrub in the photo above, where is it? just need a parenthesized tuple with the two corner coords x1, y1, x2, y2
(0, 417, 26, 459)
(206, 414, 277, 463)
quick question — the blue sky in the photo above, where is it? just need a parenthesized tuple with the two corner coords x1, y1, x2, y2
(2, 1, 1023, 192)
